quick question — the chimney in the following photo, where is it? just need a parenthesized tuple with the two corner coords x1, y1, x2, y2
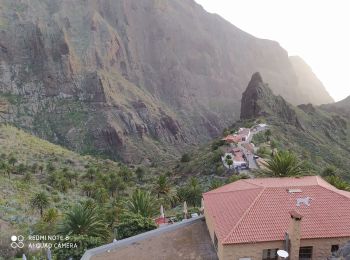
(288, 210, 303, 260)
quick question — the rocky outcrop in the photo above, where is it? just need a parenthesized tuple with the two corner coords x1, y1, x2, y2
(240, 73, 303, 129)
(0, 0, 333, 161)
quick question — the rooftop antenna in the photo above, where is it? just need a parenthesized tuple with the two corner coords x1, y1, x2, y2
(277, 250, 289, 259)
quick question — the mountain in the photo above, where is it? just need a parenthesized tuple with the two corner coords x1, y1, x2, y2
(320, 96, 350, 117)
(240, 73, 350, 177)
(0, 0, 333, 162)
(176, 73, 349, 180)
(289, 56, 334, 105)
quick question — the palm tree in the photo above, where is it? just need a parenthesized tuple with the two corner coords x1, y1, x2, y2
(43, 208, 59, 223)
(226, 159, 233, 169)
(59, 204, 109, 238)
(154, 175, 171, 198)
(31, 191, 50, 217)
(124, 189, 157, 218)
(8, 156, 17, 166)
(260, 151, 306, 177)
(265, 129, 272, 141)
(0, 161, 11, 179)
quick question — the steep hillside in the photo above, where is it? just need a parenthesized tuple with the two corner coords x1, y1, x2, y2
(177, 74, 349, 180)
(320, 96, 350, 117)
(0, 123, 143, 258)
(289, 56, 334, 105)
(240, 73, 350, 177)
(0, 0, 332, 162)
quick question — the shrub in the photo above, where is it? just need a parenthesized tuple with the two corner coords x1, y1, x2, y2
(180, 153, 191, 163)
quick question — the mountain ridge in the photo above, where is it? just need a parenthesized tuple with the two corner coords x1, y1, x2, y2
(0, 0, 333, 162)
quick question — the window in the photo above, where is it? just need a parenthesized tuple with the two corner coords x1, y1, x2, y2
(262, 248, 278, 260)
(299, 246, 313, 260)
(213, 232, 218, 251)
(331, 245, 339, 255)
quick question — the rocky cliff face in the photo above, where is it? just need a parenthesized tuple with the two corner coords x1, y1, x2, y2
(289, 56, 334, 105)
(240, 72, 302, 128)
(0, 0, 334, 162)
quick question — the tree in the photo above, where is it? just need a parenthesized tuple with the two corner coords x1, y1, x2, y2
(38, 164, 44, 174)
(124, 189, 157, 218)
(43, 208, 59, 224)
(8, 156, 17, 166)
(135, 167, 145, 182)
(31, 163, 39, 174)
(226, 159, 233, 169)
(31, 191, 50, 217)
(177, 177, 202, 207)
(0, 161, 11, 179)
(108, 173, 123, 197)
(154, 175, 171, 198)
(119, 165, 132, 182)
(59, 204, 109, 238)
(180, 153, 191, 163)
(86, 167, 96, 181)
(63, 168, 75, 184)
(115, 211, 156, 240)
(93, 187, 109, 204)
(46, 161, 55, 173)
(265, 129, 272, 141)
(82, 183, 94, 197)
(53, 235, 104, 260)
(259, 151, 306, 177)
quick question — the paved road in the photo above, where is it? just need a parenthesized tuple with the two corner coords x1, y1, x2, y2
(238, 127, 267, 170)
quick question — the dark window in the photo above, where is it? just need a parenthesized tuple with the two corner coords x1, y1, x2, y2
(213, 232, 218, 251)
(299, 246, 313, 260)
(331, 245, 339, 254)
(262, 248, 278, 260)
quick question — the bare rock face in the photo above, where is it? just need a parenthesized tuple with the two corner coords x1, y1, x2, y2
(0, 0, 333, 161)
(240, 73, 303, 129)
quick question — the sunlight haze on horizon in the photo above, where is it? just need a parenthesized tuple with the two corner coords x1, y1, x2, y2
(194, 0, 350, 102)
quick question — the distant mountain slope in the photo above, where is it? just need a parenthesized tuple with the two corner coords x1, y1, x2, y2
(177, 74, 349, 180)
(0, 0, 333, 162)
(240, 73, 349, 177)
(289, 56, 334, 105)
(320, 96, 350, 117)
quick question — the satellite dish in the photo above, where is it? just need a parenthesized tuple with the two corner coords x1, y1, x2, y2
(277, 250, 289, 258)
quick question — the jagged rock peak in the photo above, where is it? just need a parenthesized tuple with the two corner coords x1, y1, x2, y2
(240, 72, 304, 129)
(240, 72, 272, 119)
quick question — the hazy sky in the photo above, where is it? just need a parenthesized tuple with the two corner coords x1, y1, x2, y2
(194, 0, 350, 102)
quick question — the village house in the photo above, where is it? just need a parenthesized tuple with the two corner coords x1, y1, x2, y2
(203, 176, 350, 260)
(238, 128, 251, 141)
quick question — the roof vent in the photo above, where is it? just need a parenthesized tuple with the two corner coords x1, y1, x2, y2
(296, 197, 312, 207)
(288, 189, 302, 193)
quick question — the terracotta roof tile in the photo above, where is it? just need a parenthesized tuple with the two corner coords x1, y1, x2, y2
(203, 176, 350, 245)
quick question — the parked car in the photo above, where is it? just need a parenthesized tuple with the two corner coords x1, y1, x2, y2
(253, 155, 259, 159)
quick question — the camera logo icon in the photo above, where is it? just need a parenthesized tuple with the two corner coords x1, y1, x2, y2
(10, 235, 25, 249)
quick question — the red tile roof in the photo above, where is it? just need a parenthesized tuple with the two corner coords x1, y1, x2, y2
(222, 135, 242, 143)
(203, 176, 350, 245)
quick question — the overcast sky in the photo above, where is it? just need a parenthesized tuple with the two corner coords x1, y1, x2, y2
(194, 0, 350, 102)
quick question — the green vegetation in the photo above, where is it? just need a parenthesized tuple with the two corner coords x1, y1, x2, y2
(180, 153, 191, 163)
(124, 189, 157, 218)
(259, 151, 306, 177)
(30, 192, 50, 217)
